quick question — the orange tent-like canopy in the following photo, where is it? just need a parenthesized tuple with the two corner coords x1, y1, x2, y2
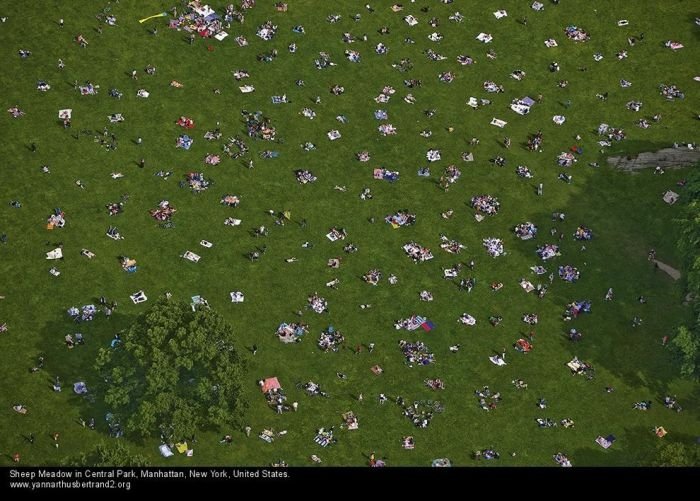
(261, 377, 281, 393)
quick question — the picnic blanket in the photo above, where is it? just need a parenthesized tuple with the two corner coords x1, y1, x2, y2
(663, 191, 679, 205)
(489, 355, 507, 366)
(511, 104, 530, 115)
(595, 435, 616, 449)
(46, 248, 63, 260)
(182, 250, 201, 262)
(159, 444, 174, 457)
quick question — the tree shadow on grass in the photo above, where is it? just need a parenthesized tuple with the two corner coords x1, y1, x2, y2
(36, 310, 137, 442)
(574, 425, 699, 466)
(509, 186, 687, 398)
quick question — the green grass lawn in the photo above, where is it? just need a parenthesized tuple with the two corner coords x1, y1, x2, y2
(0, 0, 698, 466)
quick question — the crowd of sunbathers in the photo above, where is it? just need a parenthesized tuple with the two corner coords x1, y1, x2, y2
(471, 195, 500, 215)
(399, 339, 434, 366)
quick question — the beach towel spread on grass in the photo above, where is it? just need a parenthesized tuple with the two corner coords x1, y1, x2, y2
(46, 248, 63, 260)
(314, 428, 336, 447)
(182, 250, 201, 262)
(595, 435, 616, 449)
(373, 168, 399, 181)
(159, 444, 174, 457)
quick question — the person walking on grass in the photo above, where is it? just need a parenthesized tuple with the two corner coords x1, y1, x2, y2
(252, 344, 258, 355)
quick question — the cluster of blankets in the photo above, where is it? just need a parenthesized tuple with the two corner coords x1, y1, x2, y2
(483, 238, 505, 257)
(149, 200, 176, 221)
(537, 244, 560, 261)
(563, 300, 591, 320)
(440, 236, 466, 254)
(220, 194, 241, 207)
(514, 222, 538, 240)
(277, 322, 307, 343)
(373, 168, 399, 181)
(67, 304, 98, 322)
(318, 325, 344, 352)
(564, 25, 590, 42)
(403, 242, 433, 262)
(574, 226, 593, 240)
(400, 340, 434, 366)
(385, 210, 416, 228)
(308, 293, 328, 313)
(185, 172, 209, 191)
(394, 315, 434, 332)
(295, 169, 317, 184)
(47, 209, 66, 229)
(659, 83, 684, 100)
(559, 265, 580, 282)
(471, 195, 500, 215)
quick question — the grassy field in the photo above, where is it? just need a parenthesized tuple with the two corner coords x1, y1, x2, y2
(0, 0, 698, 467)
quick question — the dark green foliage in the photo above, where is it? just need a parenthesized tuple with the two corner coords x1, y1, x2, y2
(66, 441, 151, 467)
(674, 169, 700, 378)
(670, 326, 699, 379)
(652, 441, 699, 467)
(96, 299, 247, 438)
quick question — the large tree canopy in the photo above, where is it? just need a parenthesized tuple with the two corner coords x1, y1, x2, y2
(65, 442, 151, 467)
(674, 167, 700, 379)
(95, 299, 247, 438)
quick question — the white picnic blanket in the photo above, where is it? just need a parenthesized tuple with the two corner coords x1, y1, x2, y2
(159, 444, 174, 457)
(46, 248, 63, 260)
(489, 355, 507, 366)
(182, 251, 201, 262)
(511, 104, 530, 115)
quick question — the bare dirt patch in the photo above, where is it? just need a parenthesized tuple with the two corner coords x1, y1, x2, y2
(608, 147, 700, 172)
